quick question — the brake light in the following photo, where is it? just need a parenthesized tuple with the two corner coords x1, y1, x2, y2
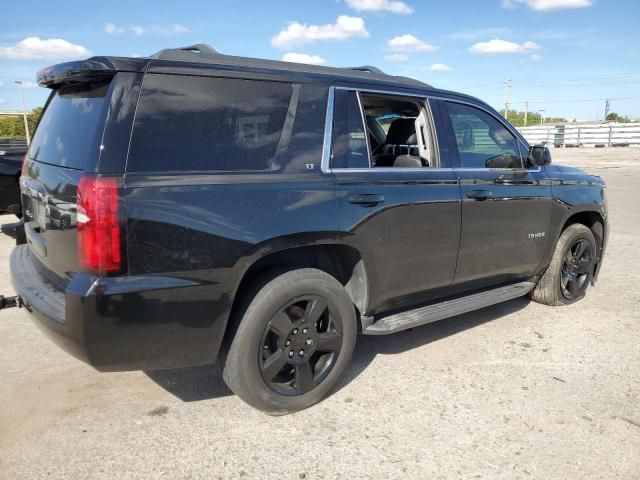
(77, 176, 123, 274)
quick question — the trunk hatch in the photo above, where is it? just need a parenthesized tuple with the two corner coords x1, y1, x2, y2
(21, 77, 113, 281)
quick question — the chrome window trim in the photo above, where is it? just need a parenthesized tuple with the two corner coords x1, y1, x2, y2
(454, 166, 542, 173)
(425, 98, 441, 168)
(330, 167, 456, 173)
(320, 86, 335, 174)
(428, 94, 529, 148)
(337, 86, 428, 98)
(431, 95, 541, 173)
(320, 85, 538, 174)
(356, 90, 373, 168)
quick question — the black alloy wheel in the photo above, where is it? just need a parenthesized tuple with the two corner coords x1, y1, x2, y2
(259, 296, 342, 396)
(221, 268, 357, 414)
(560, 238, 594, 300)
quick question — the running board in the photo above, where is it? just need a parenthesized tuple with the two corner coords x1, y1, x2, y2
(364, 281, 535, 335)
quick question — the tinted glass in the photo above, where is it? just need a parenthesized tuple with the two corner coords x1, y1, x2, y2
(128, 75, 292, 172)
(331, 90, 369, 169)
(29, 80, 111, 170)
(445, 102, 522, 169)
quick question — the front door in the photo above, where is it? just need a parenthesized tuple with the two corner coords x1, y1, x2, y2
(436, 99, 552, 288)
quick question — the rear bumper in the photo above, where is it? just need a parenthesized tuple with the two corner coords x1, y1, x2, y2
(10, 245, 231, 371)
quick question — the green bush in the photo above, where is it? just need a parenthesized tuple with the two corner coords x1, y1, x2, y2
(0, 107, 43, 139)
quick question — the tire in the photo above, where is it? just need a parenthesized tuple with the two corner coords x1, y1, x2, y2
(221, 268, 357, 415)
(60, 216, 70, 230)
(530, 223, 597, 306)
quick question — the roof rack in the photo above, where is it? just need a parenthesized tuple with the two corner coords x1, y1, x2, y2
(148, 44, 431, 88)
(345, 65, 385, 75)
(151, 44, 219, 60)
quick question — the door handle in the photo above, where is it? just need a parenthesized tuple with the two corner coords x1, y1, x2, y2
(348, 193, 385, 206)
(466, 190, 492, 201)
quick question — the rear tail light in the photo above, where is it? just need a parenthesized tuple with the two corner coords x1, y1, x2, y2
(77, 176, 123, 275)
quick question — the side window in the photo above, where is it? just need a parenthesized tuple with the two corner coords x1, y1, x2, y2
(128, 75, 292, 172)
(444, 102, 523, 169)
(331, 90, 369, 169)
(361, 93, 432, 168)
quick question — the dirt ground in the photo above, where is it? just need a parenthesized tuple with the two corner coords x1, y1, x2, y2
(0, 148, 638, 479)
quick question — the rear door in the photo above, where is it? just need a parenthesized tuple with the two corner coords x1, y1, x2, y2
(434, 99, 551, 288)
(330, 88, 461, 313)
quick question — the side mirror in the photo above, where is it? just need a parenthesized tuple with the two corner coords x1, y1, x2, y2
(528, 145, 552, 167)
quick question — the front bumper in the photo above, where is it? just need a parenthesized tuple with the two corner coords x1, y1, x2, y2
(10, 245, 231, 371)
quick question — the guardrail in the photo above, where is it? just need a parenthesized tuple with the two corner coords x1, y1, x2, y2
(0, 138, 27, 147)
(518, 123, 640, 148)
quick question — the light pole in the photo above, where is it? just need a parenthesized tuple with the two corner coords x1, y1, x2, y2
(539, 109, 546, 125)
(14, 81, 31, 146)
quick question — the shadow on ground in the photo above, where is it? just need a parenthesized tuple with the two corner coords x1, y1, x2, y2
(145, 364, 232, 401)
(1, 220, 21, 239)
(337, 296, 530, 391)
(147, 297, 530, 403)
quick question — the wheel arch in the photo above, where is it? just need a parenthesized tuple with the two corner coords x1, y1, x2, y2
(227, 244, 370, 335)
(558, 209, 606, 280)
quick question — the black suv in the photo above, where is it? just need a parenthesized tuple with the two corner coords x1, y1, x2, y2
(10, 45, 608, 414)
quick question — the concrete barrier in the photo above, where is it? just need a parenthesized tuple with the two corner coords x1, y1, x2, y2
(518, 123, 640, 147)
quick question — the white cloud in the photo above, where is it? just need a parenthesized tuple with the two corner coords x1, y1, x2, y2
(345, 0, 413, 14)
(282, 52, 327, 65)
(384, 53, 409, 62)
(469, 38, 540, 55)
(104, 22, 124, 34)
(430, 63, 452, 72)
(448, 27, 511, 40)
(502, 0, 592, 11)
(0, 37, 91, 60)
(271, 15, 369, 50)
(153, 24, 190, 34)
(529, 53, 543, 61)
(117, 24, 189, 36)
(387, 34, 437, 52)
(104, 22, 191, 36)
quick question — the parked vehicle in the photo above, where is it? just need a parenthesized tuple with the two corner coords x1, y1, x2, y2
(9, 45, 608, 414)
(0, 140, 26, 217)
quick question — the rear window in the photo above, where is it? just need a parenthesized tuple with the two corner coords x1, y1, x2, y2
(127, 75, 293, 172)
(29, 80, 111, 170)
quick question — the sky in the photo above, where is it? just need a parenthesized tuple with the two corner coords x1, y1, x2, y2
(1, 0, 639, 121)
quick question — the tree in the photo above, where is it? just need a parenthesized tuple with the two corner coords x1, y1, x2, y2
(505, 110, 567, 127)
(605, 112, 632, 123)
(0, 107, 43, 139)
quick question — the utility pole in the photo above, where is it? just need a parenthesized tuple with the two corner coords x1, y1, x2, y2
(14, 81, 31, 145)
(503, 77, 511, 121)
(604, 98, 610, 121)
(539, 109, 546, 125)
(524, 101, 528, 127)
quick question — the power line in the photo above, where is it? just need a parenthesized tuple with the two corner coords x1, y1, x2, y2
(458, 74, 640, 90)
(515, 80, 640, 88)
(510, 96, 640, 104)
